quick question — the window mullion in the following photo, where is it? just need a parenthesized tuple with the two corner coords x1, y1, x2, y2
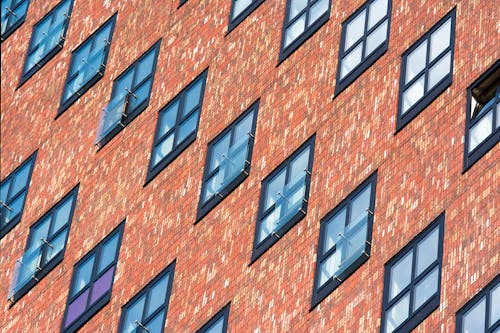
(408, 243, 418, 316)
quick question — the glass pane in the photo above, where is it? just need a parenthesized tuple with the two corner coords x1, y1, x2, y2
(0, 178, 10, 202)
(343, 219, 368, 264)
(290, 146, 310, 180)
(234, 112, 254, 142)
(114, 71, 135, 100)
(32, 16, 52, 46)
(158, 101, 179, 137)
(258, 205, 281, 242)
(284, 14, 306, 47)
(389, 250, 413, 300)
(323, 208, 346, 253)
(341, 43, 363, 79)
(232, 0, 252, 19)
(350, 184, 371, 227)
(183, 80, 203, 117)
(210, 134, 231, 171)
(3, 191, 26, 224)
(146, 311, 165, 333)
(129, 79, 152, 110)
(415, 226, 439, 276)
(469, 112, 493, 152)
(220, 135, 249, 187)
(146, 274, 169, 317)
(429, 18, 451, 61)
(203, 174, 219, 202)
(405, 40, 427, 84)
(319, 251, 341, 286)
(73, 255, 95, 296)
(385, 293, 410, 333)
(177, 110, 199, 144)
(45, 229, 68, 262)
(205, 316, 224, 333)
(365, 20, 387, 55)
(308, 0, 329, 25)
(496, 102, 499, 128)
(90, 266, 114, 304)
(152, 134, 175, 166)
(289, 0, 307, 20)
(264, 169, 286, 210)
(368, 0, 388, 29)
(65, 289, 89, 328)
(428, 51, 451, 89)
(123, 295, 146, 333)
(402, 76, 425, 113)
(491, 283, 500, 326)
(52, 197, 73, 234)
(413, 266, 439, 311)
(29, 217, 51, 249)
(11, 162, 31, 197)
(71, 42, 92, 74)
(462, 297, 486, 333)
(345, 9, 366, 50)
(98, 233, 119, 273)
(136, 50, 155, 85)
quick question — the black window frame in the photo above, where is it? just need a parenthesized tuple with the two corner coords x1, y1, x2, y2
(380, 213, 445, 333)
(396, 8, 456, 132)
(335, 0, 392, 95)
(179, 0, 187, 7)
(145, 69, 209, 185)
(8, 185, 79, 304)
(0, 150, 37, 239)
(251, 135, 315, 263)
(57, 13, 117, 117)
(117, 260, 176, 333)
(196, 302, 231, 333)
(463, 60, 500, 172)
(456, 274, 500, 333)
(278, 0, 332, 64)
(227, 0, 266, 33)
(1, 0, 30, 42)
(95, 39, 161, 149)
(311, 171, 377, 309)
(18, 0, 74, 87)
(61, 221, 125, 333)
(196, 100, 259, 222)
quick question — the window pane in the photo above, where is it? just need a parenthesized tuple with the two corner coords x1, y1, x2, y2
(158, 101, 179, 137)
(462, 297, 486, 333)
(0, 178, 10, 202)
(146, 311, 165, 333)
(491, 283, 500, 326)
(11, 162, 31, 197)
(234, 112, 254, 142)
(368, 0, 388, 29)
(427, 51, 451, 89)
(210, 134, 231, 171)
(258, 205, 281, 242)
(415, 226, 439, 276)
(205, 316, 224, 333)
(136, 50, 155, 84)
(176, 110, 199, 144)
(413, 266, 439, 311)
(203, 174, 219, 202)
(32, 17, 52, 46)
(429, 18, 451, 61)
(469, 112, 493, 152)
(389, 250, 413, 300)
(65, 289, 90, 328)
(264, 170, 286, 210)
(3, 191, 26, 223)
(319, 251, 341, 286)
(52, 197, 73, 234)
(323, 208, 346, 253)
(402, 76, 425, 113)
(341, 43, 363, 79)
(350, 184, 371, 227)
(405, 41, 427, 84)
(123, 295, 146, 333)
(153, 134, 175, 166)
(308, 0, 328, 25)
(183, 80, 203, 117)
(73, 255, 95, 296)
(146, 274, 169, 317)
(289, 0, 307, 20)
(45, 229, 68, 262)
(129, 79, 152, 110)
(365, 20, 387, 55)
(232, 0, 252, 19)
(89, 266, 114, 304)
(345, 10, 366, 50)
(284, 14, 306, 47)
(290, 147, 310, 180)
(29, 217, 51, 249)
(114, 71, 135, 100)
(98, 233, 119, 273)
(385, 293, 410, 333)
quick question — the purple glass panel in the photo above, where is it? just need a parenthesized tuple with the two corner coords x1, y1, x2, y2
(65, 289, 89, 328)
(89, 266, 114, 304)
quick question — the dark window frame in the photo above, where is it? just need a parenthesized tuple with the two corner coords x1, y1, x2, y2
(8, 185, 79, 304)
(0, 150, 37, 239)
(95, 39, 161, 149)
(61, 221, 125, 333)
(311, 171, 377, 309)
(463, 60, 500, 172)
(145, 69, 209, 185)
(334, 0, 392, 95)
(1, 0, 30, 42)
(380, 213, 445, 333)
(456, 274, 500, 333)
(227, 0, 266, 33)
(251, 135, 315, 263)
(278, 0, 332, 64)
(57, 13, 117, 117)
(196, 302, 231, 333)
(396, 8, 456, 132)
(18, 0, 75, 87)
(117, 260, 176, 333)
(179, 0, 187, 7)
(196, 100, 259, 222)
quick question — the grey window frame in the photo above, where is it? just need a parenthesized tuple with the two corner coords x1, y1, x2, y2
(196, 303, 230, 333)
(227, 0, 265, 33)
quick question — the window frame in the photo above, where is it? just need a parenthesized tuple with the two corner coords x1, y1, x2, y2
(0, 150, 37, 239)
(8, 185, 79, 304)
(334, 0, 392, 95)
(227, 0, 266, 33)
(278, 0, 332, 64)
(311, 171, 377, 308)
(145, 69, 209, 185)
(380, 213, 445, 333)
(95, 39, 161, 149)
(18, 0, 74, 87)
(61, 221, 125, 333)
(117, 260, 176, 333)
(196, 100, 259, 222)
(456, 274, 500, 333)
(463, 61, 500, 172)
(396, 8, 456, 132)
(251, 135, 315, 263)
(196, 302, 231, 333)
(57, 13, 117, 117)
(1, 0, 30, 42)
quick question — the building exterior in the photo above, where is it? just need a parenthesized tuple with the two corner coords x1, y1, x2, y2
(0, 0, 498, 332)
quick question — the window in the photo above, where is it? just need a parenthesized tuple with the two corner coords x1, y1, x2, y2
(380, 213, 445, 333)
(228, 0, 265, 32)
(463, 61, 499, 171)
(19, 0, 74, 86)
(58, 14, 117, 115)
(397, 9, 455, 131)
(95, 41, 161, 148)
(117, 261, 175, 333)
(335, 0, 391, 94)
(146, 69, 208, 184)
(279, 0, 331, 62)
(1, 0, 29, 41)
(8, 186, 78, 303)
(0, 151, 36, 238)
(196, 303, 230, 333)
(197, 101, 258, 221)
(311, 172, 377, 308)
(61, 222, 124, 333)
(251, 135, 315, 262)
(179, 0, 187, 6)
(456, 275, 500, 333)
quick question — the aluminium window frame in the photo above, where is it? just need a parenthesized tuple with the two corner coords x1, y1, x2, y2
(196, 302, 231, 333)
(1, 0, 30, 42)
(227, 0, 266, 33)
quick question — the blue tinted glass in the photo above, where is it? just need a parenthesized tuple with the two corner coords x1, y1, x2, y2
(11, 161, 31, 197)
(158, 101, 179, 137)
(73, 255, 95, 296)
(98, 233, 119, 273)
(183, 80, 203, 116)
(176, 111, 199, 144)
(52, 195, 74, 234)
(146, 311, 164, 333)
(136, 50, 155, 84)
(123, 295, 146, 333)
(146, 274, 169, 316)
(0, 178, 11, 202)
(205, 316, 224, 333)
(29, 217, 51, 249)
